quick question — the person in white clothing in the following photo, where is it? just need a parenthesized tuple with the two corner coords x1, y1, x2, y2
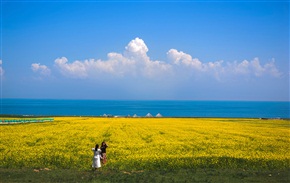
(92, 144, 102, 170)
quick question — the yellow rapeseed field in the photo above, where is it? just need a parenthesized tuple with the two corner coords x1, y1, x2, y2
(1, 117, 289, 170)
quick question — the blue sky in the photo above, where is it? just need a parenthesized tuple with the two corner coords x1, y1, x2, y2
(0, 0, 289, 101)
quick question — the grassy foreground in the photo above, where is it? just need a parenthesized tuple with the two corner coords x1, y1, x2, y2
(1, 117, 289, 182)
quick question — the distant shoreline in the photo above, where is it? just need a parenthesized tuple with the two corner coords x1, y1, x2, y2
(1, 115, 289, 120)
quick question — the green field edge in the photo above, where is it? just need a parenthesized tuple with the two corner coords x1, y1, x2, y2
(1, 167, 289, 183)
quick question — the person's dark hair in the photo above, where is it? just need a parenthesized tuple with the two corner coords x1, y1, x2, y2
(95, 144, 99, 151)
(102, 142, 105, 146)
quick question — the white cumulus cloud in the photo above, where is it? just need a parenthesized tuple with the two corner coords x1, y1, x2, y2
(227, 58, 282, 78)
(54, 37, 172, 79)
(167, 49, 203, 70)
(0, 60, 4, 76)
(125, 37, 148, 57)
(167, 49, 281, 80)
(31, 63, 51, 76)
(54, 57, 88, 78)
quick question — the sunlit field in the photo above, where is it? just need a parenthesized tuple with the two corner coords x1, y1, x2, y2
(1, 117, 289, 171)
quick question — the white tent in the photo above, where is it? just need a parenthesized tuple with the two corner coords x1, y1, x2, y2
(145, 113, 153, 117)
(156, 113, 162, 117)
(133, 114, 138, 118)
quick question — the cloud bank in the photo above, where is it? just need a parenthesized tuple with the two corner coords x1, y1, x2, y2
(53, 38, 172, 79)
(32, 37, 282, 81)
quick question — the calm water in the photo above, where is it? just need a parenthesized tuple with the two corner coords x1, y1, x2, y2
(1, 99, 289, 118)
